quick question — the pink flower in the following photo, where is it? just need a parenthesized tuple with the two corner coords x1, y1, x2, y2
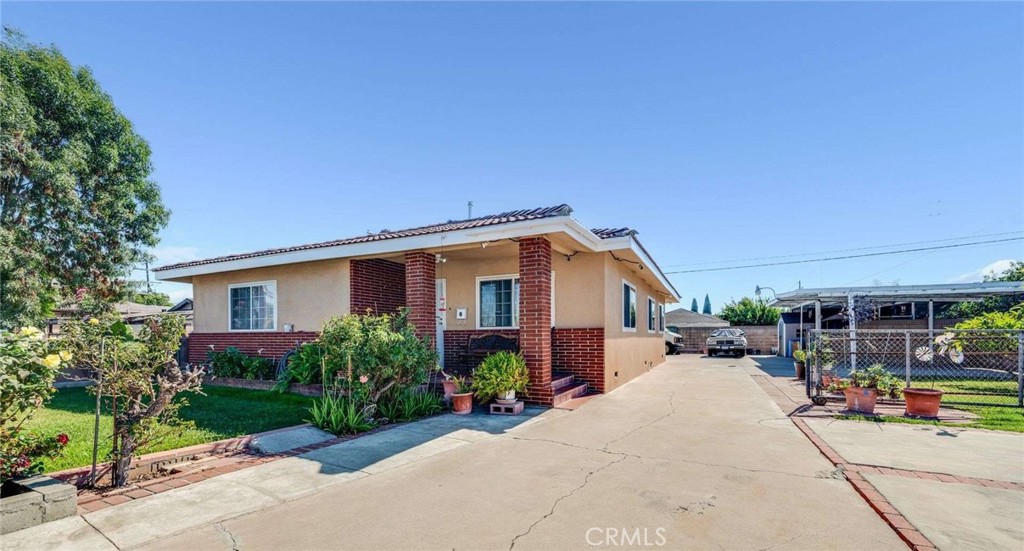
(359, 375, 368, 384)
(56, 434, 69, 445)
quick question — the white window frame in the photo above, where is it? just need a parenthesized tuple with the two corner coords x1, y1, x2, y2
(622, 279, 637, 332)
(476, 274, 519, 330)
(658, 303, 665, 333)
(227, 280, 278, 332)
(647, 297, 656, 333)
(550, 270, 556, 328)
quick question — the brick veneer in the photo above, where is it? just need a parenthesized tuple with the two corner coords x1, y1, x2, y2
(441, 329, 520, 375)
(551, 327, 605, 393)
(404, 251, 436, 344)
(518, 237, 553, 406)
(350, 259, 406, 314)
(187, 332, 318, 365)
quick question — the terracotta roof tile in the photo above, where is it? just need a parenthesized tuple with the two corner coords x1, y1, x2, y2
(155, 204, 630, 272)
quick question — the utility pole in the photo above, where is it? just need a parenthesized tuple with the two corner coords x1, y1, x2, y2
(467, 201, 473, 219)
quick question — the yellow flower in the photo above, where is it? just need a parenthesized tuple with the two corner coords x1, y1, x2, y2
(59, 350, 73, 361)
(42, 354, 61, 369)
(17, 326, 41, 337)
(87, 318, 100, 326)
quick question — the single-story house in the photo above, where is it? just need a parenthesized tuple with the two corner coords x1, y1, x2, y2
(154, 204, 681, 406)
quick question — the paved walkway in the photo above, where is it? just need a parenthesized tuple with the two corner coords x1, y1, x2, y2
(4, 356, 902, 550)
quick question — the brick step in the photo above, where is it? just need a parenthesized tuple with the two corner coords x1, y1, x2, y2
(552, 383, 588, 407)
(550, 373, 576, 391)
(555, 392, 600, 411)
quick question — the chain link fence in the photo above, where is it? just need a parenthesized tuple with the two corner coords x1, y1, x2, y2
(809, 329, 1024, 407)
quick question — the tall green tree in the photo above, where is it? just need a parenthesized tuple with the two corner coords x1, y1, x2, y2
(690, 298, 698, 312)
(0, 28, 168, 327)
(717, 297, 781, 326)
(702, 294, 712, 315)
(942, 260, 1024, 319)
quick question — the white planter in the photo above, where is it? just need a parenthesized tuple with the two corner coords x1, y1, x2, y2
(496, 390, 516, 404)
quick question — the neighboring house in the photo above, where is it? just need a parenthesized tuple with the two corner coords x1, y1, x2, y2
(664, 309, 729, 332)
(154, 204, 680, 406)
(47, 301, 184, 335)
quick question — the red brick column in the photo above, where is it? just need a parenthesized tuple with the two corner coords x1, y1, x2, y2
(518, 237, 553, 406)
(404, 251, 436, 346)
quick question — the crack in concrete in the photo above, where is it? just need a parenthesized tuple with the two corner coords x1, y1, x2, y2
(215, 522, 241, 551)
(601, 390, 677, 452)
(81, 515, 122, 550)
(758, 533, 809, 550)
(508, 454, 630, 550)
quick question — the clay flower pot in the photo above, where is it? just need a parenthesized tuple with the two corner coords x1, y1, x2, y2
(904, 388, 943, 418)
(844, 386, 879, 414)
(794, 361, 806, 380)
(441, 380, 457, 399)
(451, 392, 473, 415)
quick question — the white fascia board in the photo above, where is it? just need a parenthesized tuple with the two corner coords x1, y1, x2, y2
(155, 216, 603, 281)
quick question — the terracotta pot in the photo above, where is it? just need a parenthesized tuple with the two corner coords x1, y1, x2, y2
(844, 387, 879, 414)
(441, 380, 457, 399)
(451, 392, 473, 415)
(904, 388, 943, 418)
(822, 374, 835, 388)
(794, 361, 806, 380)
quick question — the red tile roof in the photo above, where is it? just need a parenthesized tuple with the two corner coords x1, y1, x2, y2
(155, 204, 631, 272)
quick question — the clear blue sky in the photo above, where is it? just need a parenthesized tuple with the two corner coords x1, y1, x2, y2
(6, 2, 1022, 308)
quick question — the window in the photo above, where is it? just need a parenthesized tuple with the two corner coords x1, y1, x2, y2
(623, 281, 637, 331)
(479, 276, 519, 329)
(229, 281, 276, 331)
(647, 297, 656, 332)
(658, 304, 665, 332)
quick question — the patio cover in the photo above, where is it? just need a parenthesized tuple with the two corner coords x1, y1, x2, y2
(768, 281, 1023, 309)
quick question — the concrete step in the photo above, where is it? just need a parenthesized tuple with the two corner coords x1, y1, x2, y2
(555, 393, 600, 411)
(551, 373, 576, 391)
(552, 383, 588, 407)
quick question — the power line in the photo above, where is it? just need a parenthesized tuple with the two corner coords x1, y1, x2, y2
(660, 230, 1024, 269)
(665, 237, 1024, 275)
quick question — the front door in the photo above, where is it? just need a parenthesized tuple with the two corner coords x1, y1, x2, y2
(436, 279, 446, 368)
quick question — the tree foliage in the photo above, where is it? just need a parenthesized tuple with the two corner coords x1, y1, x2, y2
(130, 291, 173, 307)
(690, 298, 698, 312)
(717, 297, 781, 326)
(702, 294, 712, 315)
(942, 261, 1024, 319)
(0, 28, 169, 328)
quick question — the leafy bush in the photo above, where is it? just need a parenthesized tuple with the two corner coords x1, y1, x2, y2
(308, 395, 374, 435)
(207, 347, 274, 380)
(316, 310, 437, 404)
(1, 327, 70, 482)
(471, 351, 529, 402)
(273, 343, 325, 391)
(792, 349, 807, 363)
(378, 388, 443, 422)
(850, 365, 904, 398)
(717, 297, 781, 326)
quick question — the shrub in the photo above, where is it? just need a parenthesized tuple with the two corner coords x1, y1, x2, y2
(207, 347, 274, 380)
(378, 388, 443, 422)
(717, 297, 781, 326)
(308, 395, 374, 435)
(792, 349, 807, 363)
(850, 365, 903, 398)
(471, 351, 529, 403)
(0, 327, 70, 483)
(273, 343, 325, 391)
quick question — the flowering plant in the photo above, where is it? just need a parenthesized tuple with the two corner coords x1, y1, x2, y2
(0, 327, 71, 483)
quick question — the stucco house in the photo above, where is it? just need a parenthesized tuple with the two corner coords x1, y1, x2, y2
(154, 204, 680, 406)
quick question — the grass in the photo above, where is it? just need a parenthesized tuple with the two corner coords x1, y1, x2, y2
(22, 386, 315, 473)
(916, 378, 1018, 406)
(836, 405, 1024, 433)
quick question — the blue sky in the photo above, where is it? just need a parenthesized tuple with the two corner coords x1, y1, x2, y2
(6, 2, 1022, 309)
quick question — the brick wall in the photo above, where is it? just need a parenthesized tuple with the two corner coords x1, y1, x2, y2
(551, 327, 605, 393)
(441, 329, 520, 375)
(350, 259, 406, 314)
(519, 237, 553, 406)
(186, 332, 319, 365)
(404, 252, 436, 343)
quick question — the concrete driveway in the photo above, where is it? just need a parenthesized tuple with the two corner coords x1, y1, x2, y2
(4, 355, 902, 550)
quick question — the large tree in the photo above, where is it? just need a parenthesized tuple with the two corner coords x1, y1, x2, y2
(942, 260, 1024, 319)
(702, 294, 712, 315)
(0, 28, 168, 327)
(717, 297, 781, 326)
(690, 298, 698, 312)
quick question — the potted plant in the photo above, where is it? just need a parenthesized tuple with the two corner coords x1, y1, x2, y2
(792, 349, 807, 379)
(471, 351, 529, 406)
(450, 376, 474, 415)
(904, 333, 954, 417)
(438, 370, 457, 399)
(831, 365, 903, 415)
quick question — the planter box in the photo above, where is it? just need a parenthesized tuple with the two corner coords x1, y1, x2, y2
(203, 376, 322, 397)
(1, 476, 77, 535)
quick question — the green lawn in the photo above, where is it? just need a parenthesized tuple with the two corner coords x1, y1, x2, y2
(919, 378, 1018, 406)
(838, 405, 1024, 433)
(23, 386, 315, 473)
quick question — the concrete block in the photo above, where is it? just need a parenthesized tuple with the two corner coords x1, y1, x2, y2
(1, 476, 77, 535)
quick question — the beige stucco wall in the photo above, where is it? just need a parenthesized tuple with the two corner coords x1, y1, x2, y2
(192, 259, 350, 333)
(602, 254, 666, 392)
(438, 251, 604, 330)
